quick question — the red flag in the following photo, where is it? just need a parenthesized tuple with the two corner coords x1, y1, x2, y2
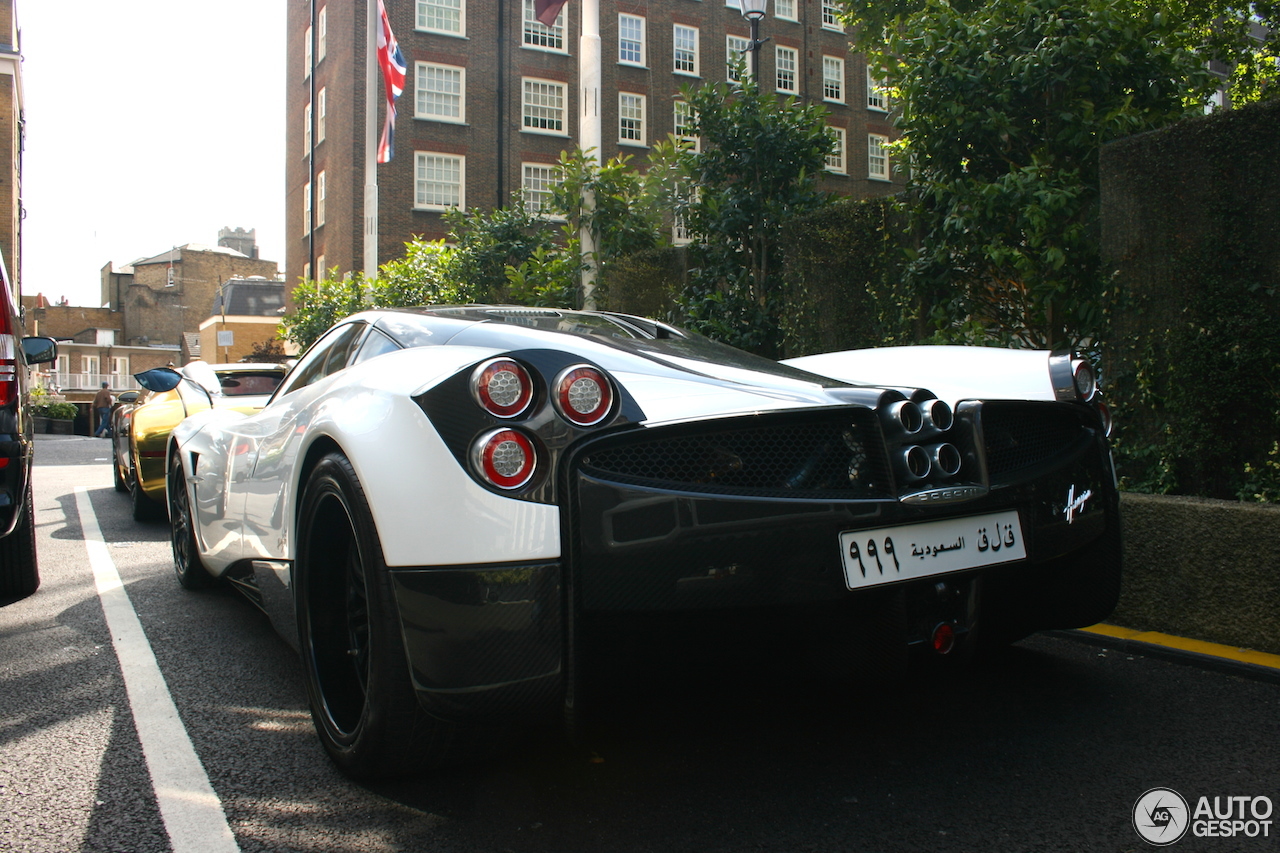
(376, 0, 407, 164)
(534, 0, 567, 27)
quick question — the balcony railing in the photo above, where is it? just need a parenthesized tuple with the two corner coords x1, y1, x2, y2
(46, 373, 141, 393)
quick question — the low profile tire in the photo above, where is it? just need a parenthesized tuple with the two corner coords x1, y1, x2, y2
(112, 441, 127, 493)
(168, 452, 217, 590)
(0, 483, 39, 601)
(296, 452, 473, 780)
(131, 466, 165, 523)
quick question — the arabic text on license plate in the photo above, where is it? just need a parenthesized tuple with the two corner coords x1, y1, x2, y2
(839, 510, 1025, 590)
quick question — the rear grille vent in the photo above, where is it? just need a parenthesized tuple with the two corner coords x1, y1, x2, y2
(577, 411, 892, 499)
(982, 403, 1090, 483)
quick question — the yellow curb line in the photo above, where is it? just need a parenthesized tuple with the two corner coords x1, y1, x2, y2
(1080, 624, 1280, 671)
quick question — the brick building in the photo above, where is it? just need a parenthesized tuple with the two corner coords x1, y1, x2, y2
(288, 0, 904, 287)
(0, 0, 22, 303)
(198, 277, 291, 364)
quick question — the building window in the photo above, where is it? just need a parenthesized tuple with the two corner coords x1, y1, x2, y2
(317, 87, 327, 142)
(726, 35, 749, 83)
(867, 67, 890, 111)
(619, 92, 646, 145)
(776, 46, 797, 94)
(112, 357, 129, 378)
(522, 78, 567, 134)
(822, 56, 845, 103)
(821, 0, 843, 30)
(304, 103, 312, 154)
(317, 171, 326, 226)
(523, 0, 566, 51)
(774, 0, 796, 20)
(315, 256, 325, 280)
(619, 14, 645, 66)
(304, 25, 312, 77)
(317, 6, 327, 61)
(522, 164, 563, 217)
(868, 134, 889, 180)
(416, 63, 465, 123)
(303, 182, 311, 235)
(673, 100, 699, 150)
(674, 25, 699, 77)
(417, 0, 464, 36)
(825, 126, 846, 174)
(416, 152, 465, 209)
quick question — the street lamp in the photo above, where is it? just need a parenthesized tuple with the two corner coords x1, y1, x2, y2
(740, 0, 769, 81)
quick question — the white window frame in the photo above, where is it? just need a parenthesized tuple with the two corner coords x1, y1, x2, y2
(867, 66, 890, 112)
(415, 152, 466, 210)
(83, 355, 99, 377)
(868, 134, 890, 181)
(618, 14, 645, 67)
(776, 46, 797, 94)
(726, 35, 749, 83)
(522, 163, 564, 218)
(822, 56, 845, 103)
(316, 170, 326, 226)
(111, 356, 129, 378)
(618, 92, 646, 146)
(523, 0, 567, 52)
(317, 87, 327, 143)
(774, 0, 797, 21)
(673, 25, 700, 77)
(304, 102, 312, 155)
(825, 126, 846, 174)
(673, 100, 700, 151)
(417, 0, 464, 36)
(521, 78, 568, 136)
(821, 0, 844, 31)
(303, 182, 311, 235)
(317, 6, 327, 61)
(304, 25, 312, 78)
(415, 62, 466, 124)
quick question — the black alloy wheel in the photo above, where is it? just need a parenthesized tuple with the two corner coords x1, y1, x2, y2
(112, 438, 127, 493)
(296, 452, 469, 779)
(168, 451, 216, 590)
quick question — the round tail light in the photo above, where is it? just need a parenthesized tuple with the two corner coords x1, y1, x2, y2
(472, 428, 538, 490)
(1072, 359, 1098, 402)
(553, 365, 613, 426)
(931, 622, 956, 655)
(471, 358, 533, 419)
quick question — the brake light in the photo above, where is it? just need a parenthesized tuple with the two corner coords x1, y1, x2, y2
(471, 358, 533, 419)
(553, 365, 613, 427)
(471, 428, 538, 490)
(0, 333, 15, 408)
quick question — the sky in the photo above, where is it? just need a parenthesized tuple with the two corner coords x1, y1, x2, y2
(18, 0, 287, 308)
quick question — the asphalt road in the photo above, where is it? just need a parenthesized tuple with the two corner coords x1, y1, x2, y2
(2, 434, 1277, 852)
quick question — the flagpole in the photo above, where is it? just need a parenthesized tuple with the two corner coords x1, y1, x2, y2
(579, 0, 601, 310)
(363, 0, 379, 279)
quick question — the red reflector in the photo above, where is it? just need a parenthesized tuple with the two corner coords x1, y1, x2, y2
(553, 365, 613, 427)
(472, 428, 537, 490)
(931, 622, 956, 655)
(471, 358, 533, 419)
(0, 457, 8, 469)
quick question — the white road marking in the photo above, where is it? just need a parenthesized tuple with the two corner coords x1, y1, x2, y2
(74, 487, 241, 853)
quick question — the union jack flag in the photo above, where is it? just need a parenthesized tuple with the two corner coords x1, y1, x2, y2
(376, 0, 407, 164)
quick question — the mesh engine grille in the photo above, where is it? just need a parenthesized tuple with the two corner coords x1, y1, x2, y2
(577, 411, 892, 499)
(982, 403, 1089, 481)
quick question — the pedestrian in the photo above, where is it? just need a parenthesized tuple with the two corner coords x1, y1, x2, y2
(93, 381, 113, 437)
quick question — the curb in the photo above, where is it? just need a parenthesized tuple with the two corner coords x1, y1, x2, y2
(1053, 625, 1280, 685)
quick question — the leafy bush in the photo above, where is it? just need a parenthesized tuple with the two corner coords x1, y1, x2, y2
(34, 401, 78, 420)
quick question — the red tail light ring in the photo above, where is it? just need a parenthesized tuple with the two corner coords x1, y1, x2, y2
(471, 428, 538, 490)
(471, 358, 534, 419)
(553, 365, 613, 427)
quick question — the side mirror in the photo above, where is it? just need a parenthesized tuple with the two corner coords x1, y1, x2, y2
(134, 368, 184, 393)
(21, 336, 57, 366)
(116, 391, 141, 404)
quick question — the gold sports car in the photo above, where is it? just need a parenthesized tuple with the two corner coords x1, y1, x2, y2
(112, 362, 287, 521)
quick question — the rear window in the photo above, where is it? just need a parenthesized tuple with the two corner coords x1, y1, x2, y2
(218, 371, 286, 397)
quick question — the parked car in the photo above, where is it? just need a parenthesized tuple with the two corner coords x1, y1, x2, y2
(112, 362, 287, 521)
(0, 264, 59, 601)
(166, 306, 1121, 779)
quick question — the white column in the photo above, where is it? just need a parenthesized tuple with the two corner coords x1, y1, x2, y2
(579, 0, 602, 310)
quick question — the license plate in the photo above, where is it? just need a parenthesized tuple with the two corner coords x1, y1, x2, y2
(839, 510, 1025, 590)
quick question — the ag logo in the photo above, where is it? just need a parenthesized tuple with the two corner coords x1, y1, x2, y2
(1134, 787, 1190, 846)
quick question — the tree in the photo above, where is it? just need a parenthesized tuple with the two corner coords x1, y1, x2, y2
(839, 0, 1218, 349)
(653, 76, 835, 357)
